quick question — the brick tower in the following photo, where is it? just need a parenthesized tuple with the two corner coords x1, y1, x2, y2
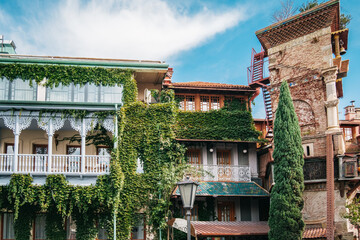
(251, 0, 351, 239)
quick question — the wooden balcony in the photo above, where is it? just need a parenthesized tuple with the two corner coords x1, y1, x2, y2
(0, 153, 110, 176)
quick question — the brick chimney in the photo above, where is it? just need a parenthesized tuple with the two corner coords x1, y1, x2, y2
(345, 101, 356, 121)
(0, 35, 16, 54)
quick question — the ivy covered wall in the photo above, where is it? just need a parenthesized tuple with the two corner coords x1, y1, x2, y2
(0, 63, 260, 239)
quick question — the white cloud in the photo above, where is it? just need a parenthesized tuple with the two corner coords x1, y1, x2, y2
(10, 0, 248, 60)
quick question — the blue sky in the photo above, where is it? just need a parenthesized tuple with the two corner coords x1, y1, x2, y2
(0, 0, 358, 119)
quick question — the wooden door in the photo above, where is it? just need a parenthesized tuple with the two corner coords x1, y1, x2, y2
(217, 202, 235, 221)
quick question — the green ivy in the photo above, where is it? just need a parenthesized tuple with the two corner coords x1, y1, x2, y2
(176, 109, 261, 141)
(0, 63, 136, 104)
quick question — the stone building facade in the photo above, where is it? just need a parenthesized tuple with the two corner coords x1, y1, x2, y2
(253, 0, 352, 239)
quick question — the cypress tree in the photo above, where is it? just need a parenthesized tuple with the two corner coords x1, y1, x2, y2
(268, 81, 305, 240)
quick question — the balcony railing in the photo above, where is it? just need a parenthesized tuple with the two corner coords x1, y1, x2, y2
(0, 154, 110, 175)
(190, 164, 251, 182)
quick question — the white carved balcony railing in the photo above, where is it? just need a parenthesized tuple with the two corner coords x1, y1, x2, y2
(0, 154, 110, 175)
(189, 164, 251, 182)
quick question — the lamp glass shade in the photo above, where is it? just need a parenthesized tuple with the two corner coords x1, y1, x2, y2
(178, 180, 198, 209)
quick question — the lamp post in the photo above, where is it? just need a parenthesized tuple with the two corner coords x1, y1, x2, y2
(177, 176, 199, 240)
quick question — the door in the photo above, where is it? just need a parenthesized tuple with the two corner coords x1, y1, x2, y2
(216, 150, 231, 180)
(217, 202, 235, 222)
(32, 144, 48, 172)
(67, 146, 81, 172)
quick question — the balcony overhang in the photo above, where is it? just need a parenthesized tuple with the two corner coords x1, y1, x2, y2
(0, 100, 119, 111)
(172, 181, 269, 197)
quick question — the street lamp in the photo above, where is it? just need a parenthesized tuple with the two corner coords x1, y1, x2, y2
(177, 176, 199, 240)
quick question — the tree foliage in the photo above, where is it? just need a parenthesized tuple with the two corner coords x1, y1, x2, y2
(272, 0, 297, 23)
(344, 197, 360, 228)
(268, 81, 304, 240)
(298, 0, 351, 29)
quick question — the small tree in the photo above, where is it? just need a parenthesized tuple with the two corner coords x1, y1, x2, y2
(272, 0, 297, 22)
(268, 81, 305, 240)
(298, 1, 352, 29)
(344, 197, 360, 238)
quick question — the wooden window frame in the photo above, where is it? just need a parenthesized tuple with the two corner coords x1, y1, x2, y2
(182, 204, 199, 221)
(217, 201, 235, 222)
(216, 149, 231, 165)
(186, 149, 201, 164)
(176, 93, 249, 111)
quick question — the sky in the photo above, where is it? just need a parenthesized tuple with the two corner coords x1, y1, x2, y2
(0, 0, 358, 119)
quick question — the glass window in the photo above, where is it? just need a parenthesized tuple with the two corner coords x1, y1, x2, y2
(5, 143, 14, 154)
(35, 214, 47, 240)
(182, 205, 198, 221)
(211, 96, 220, 110)
(0, 78, 36, 101)
(177, 95, 185, 111)
(87, 84, 99, 103)
(344, 128, 352, 141)
(0, 78, 9, 100)
(97, 147, 110, 156)
(67, 146, 81, 155)
(186, 149, 201, 164)
(136, 158, 144, 174)
(3, 213, 15, 240)
(101, 85, 123, 103)
(73, 84, 86, 102)
(46, 83, 71, 102)
(200, 96, 210, 111)
(185, 96, 195, 111)
(217, 150, 231, 165)
(12, 79, 37, 101)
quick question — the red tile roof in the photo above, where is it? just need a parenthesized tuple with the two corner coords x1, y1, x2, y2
(192, 221, 269, 236)
(170, 81, 252, 90)
(303, 227, 326, 239)
(169, 219, 326, 239)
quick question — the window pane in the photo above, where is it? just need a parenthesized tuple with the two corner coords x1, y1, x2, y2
(12, 78, 37, 101)
(186, 96, 195, 111)
(73, 84, 86, 102)
(3, 213, 15, 240)
(0, 78, 9, 100)
(97, 147, 110, 156)
(67, 146, 81, 155)
(200, 96, 209, 111)
(101, 85, 123, 103)
(177, 95, 185, 111)
(47, 83, 71, 102)
(87, 84, 99, 103)
(35, 214, 47, 240)
(211, 97, 220, 110)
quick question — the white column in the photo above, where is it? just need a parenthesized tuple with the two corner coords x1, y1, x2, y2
(47, 118, 53, 173)
(13, 115, 20, 172)
(322, 66, 341, 134)
(81, 119, 86, 174)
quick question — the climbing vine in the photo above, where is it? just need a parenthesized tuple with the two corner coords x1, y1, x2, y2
(0, 63, 137, 104)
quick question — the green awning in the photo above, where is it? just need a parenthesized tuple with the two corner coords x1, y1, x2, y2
(173, 181, 269, 197)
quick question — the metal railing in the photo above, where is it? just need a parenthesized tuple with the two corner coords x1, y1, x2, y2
(0, 154, 110, 175)
(189, 164, 251, 182)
